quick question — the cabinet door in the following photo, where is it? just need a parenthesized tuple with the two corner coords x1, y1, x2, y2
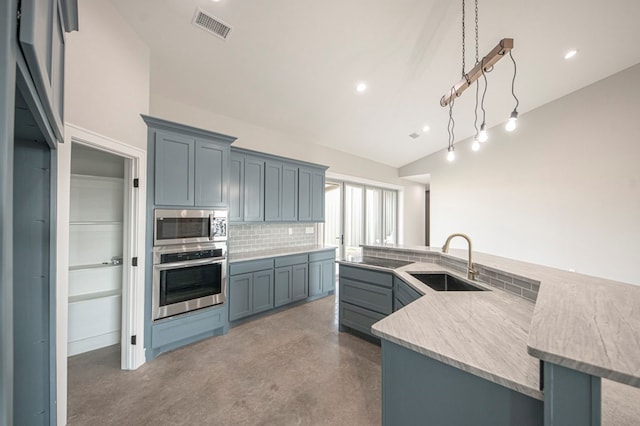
(274, 267, 292, 307)
(291, 263, 309, 301)
(282, 164, 299, 222)
(321, 259, 335, 292)
(194, 139, 228, 207)
(155, 131, 195, 206)
(229, 154, 244, 222)
(309, 261, 322, 297)
(252, 270, 274, 314)
(19, 0, 65, 139)
(298, 168, 312, 221)
(229, 273, 252, 321)
(311, 169, 326, 222)
(264, 161, 283, 221)
(243, 157, 265, 222)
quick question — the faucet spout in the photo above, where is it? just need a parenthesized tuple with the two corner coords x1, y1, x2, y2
(442, 233, 479, 281)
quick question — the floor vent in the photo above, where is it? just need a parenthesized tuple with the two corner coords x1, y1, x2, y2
(192, 8, 232, 40)
(409, 132, 421, 139)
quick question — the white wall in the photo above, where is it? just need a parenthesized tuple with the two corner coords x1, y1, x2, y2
(400, 64, 640, 285)
(150, 93, 426, 246)
(65, 0, 150, 150)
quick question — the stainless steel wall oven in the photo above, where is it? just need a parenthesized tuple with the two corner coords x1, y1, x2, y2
(152, 242, 227, 320)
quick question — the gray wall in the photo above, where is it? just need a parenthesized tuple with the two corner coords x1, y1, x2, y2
(400, 64, 640, 285)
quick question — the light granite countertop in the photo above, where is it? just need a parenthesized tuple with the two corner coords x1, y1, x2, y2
(339, 260, 543, 399)
(343, 246, 640, 424)
(229, 245, 335, 263)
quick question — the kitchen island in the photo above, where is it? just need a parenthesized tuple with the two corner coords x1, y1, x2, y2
(338, 245, 640, 425)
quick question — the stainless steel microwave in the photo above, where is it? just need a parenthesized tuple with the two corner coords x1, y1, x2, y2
(154, 209, 227, 246)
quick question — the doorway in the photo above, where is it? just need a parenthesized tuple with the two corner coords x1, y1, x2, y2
(324, 181, 343, 259)
(56, 124, 147, 424)
(67, 144, 125, 357)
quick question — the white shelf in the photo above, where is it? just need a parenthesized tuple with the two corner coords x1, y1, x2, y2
(69, 262, 122, 271)
(69, 289, 121, 304)
(70, 221, 123, 226)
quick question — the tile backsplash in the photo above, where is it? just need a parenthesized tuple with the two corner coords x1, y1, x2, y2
(362, 246, 540, 303)
(229, 223, 318, 254)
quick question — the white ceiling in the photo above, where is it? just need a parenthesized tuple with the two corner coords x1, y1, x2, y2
(109, 0, 640, 168)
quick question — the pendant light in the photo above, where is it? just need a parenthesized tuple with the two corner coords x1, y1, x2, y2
(505, 50, 519, 132)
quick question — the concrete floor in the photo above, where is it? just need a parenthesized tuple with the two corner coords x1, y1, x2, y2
(67, 295, 381, 425)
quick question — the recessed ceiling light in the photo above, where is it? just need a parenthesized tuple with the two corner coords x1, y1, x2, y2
(356, 82, 367, 93)
(564, 49, 578, 60)
(422, 125, 430, 133)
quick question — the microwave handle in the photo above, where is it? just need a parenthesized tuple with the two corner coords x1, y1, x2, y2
(209, 213, 215, 240)
(155, 257, 226, 271)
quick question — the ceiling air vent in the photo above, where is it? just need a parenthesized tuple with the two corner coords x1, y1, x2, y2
(192, 8, 232, 40)
(409, 132, 421, 139)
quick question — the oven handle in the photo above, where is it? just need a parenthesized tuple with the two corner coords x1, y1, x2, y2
(154, 257, 226, 271)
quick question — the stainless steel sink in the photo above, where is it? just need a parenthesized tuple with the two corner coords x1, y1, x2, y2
(407, 273, 487, 292)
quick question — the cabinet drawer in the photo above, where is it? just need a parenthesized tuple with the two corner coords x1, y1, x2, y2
(339, 265, 392, 288)
(394, 277, 422, 309)
(229, 258, 273, 275)
(340, 278, 392, 315)
(309, 250, 335, 262)
(275, 253, 308, 267)
(339, 302, 385, 338)
(152, 306, 225, 348)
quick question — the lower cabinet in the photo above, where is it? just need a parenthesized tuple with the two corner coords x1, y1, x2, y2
(338, 265, 393, 339)
(229, 249, 335, 323)
(228, 258, 274, 321)
(393, 276, 422, 311)
(274, 254, 309, 307)
(309, 250, 336, 297)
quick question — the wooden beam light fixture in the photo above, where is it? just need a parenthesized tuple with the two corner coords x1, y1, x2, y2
(440, 38, 513, 107)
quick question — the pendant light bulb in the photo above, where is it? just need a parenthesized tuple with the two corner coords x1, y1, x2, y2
(471, 137, 480, 152)
(505, 111, 518, 132)
(447, 146, 455, 162)
(479, 123, 488, 142)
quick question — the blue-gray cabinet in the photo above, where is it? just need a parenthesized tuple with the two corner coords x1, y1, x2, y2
(282, 163, 299, 221)
(151, 304, 227, 359)
(309, 250, 336, 297)
(229, 153, 244, 222)
(299, 167, 325, 222)
(243, 156, 265, 222)
(229, 147, 326, 223)
(143, 115, 236, 208)
(381, 340, 542, 426)
(264, 160, 283, 221)
(18, 0, 69, 140)
(274, 254, 309, 307)
(393, 276, 422, 311)
(228, 258, 274, 321)
(195, 139, 228, 207)
(155, 131, 195, 206)
(338, 265, 392, 339)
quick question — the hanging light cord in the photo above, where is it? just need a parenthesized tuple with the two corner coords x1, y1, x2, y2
(480, 59, 488, 124)
(447, 87, 456, 148)
(473, 0, 479, 135)
(509, 50, 519, 111)
(461, 0, 466, 77)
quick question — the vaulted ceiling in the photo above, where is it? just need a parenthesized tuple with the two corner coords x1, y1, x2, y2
(109, 0, 640, 167)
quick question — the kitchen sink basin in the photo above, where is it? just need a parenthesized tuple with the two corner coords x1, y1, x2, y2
(407, 273, 486, 292)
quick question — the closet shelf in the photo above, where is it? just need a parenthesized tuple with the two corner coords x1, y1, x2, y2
(69, 289, 121, 304)
(70, 221, 123, 225)
(69, 262, 123, 271)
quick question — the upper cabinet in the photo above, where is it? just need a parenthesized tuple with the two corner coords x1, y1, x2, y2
(230, 147, 327, 223)
(18, 0, 78, 143)
(299, 167, 325, 222)
(142, 115, 236, 208)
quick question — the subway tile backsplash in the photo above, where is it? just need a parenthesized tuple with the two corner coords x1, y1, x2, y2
(362, 246, 540, 303)
(229, 223, 318, 254)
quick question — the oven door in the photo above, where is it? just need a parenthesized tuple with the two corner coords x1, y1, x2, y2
(153, 257, 226, 320)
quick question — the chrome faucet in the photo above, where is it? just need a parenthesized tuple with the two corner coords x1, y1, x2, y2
(442, 233, 479, 281)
